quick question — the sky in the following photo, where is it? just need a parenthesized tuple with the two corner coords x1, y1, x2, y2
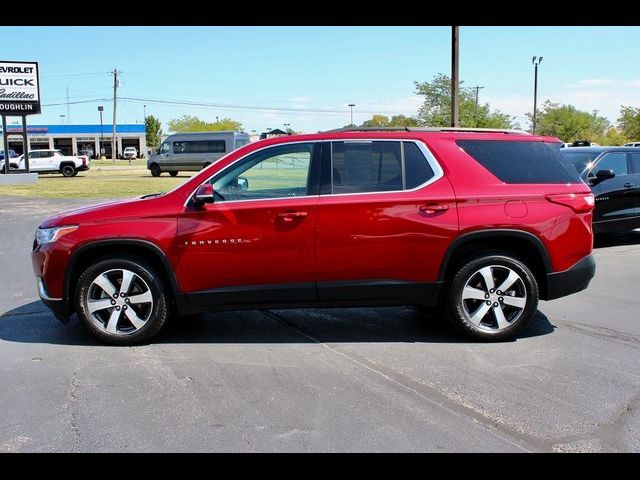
(1, 26, 639, 133)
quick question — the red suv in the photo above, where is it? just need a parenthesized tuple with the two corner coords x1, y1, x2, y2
(32, 128, 596, 344)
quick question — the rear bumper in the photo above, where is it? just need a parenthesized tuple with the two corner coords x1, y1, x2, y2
(77, 165, 90, 172)
(544, 254, 596, 301)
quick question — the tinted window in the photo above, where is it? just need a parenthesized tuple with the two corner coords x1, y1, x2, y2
(457, 140, 581, 184)
(404, 142, 435, 189)
(559, 150, 600, 175)
(173, 140, 225, 154)
(331, 141, 402, 193)
(630, 153, 640, 173)
(212, 143, 313, 201)
(595, 152, 628, 176)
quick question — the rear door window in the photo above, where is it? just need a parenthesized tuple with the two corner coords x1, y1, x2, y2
(630, 153, 640, 173)
(456, 140, 581, 184)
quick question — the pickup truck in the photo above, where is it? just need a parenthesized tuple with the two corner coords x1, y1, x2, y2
(16, 149, 89, 177)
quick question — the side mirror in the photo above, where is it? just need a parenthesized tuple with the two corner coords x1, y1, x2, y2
(595, 169, 615, 180)
(193, 183, 215, 205)
(237, 176, 249, 191)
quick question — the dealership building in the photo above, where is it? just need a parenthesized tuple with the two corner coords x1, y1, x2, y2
(0, 124, 146, 158)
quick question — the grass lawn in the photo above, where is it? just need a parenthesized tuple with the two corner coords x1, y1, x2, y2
(0, 160, 191, 199)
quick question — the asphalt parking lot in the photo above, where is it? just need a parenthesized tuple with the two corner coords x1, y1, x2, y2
(1, 195, 639, 452)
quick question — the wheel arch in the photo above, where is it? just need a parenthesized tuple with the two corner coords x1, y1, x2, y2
(438, 229, 552, 299)
(65, 239, 179, 316)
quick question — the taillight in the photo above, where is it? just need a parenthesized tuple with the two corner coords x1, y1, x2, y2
(545, 193, 595, 213)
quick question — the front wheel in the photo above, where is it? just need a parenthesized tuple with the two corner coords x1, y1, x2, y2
(446, 253, 538, 341)
(149, 163, 161, 177)
(61, 165, 76, 177)
(75, 256, 170, 345)
(169, 171, 179, 177)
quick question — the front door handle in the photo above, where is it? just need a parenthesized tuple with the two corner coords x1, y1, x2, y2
(419, 203, 449, 214)
(277, 211, 308, 222)
(624, 183, 634, 188)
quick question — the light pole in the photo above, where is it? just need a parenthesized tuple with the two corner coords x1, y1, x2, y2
(348, 104, 355, 126)
(531, 56, 543, 134)
(59, 114, 66, 124)
(143, 105, 147, 122)
(451, 26, 459, 127)
(284, 123, 290, 133)
(98, 106, 104, 158)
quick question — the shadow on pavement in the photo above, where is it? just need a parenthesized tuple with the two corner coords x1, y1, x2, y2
(0, 300, 555, 346)
(594, 230, 640, 249)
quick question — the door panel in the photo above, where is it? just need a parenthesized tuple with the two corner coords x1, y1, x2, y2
(589, 152, 634, 226)
(174, 142, 320, 304)
(316, 140, 458, 299)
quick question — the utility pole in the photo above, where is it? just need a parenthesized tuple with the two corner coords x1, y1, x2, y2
(531, 56, 543, 134)
(473, 85, 484, 124)
(473, 85, 484, 111)
(348, 104, 355, 127)
(451, 26, 460, 127)
(112, 68, 120, 164)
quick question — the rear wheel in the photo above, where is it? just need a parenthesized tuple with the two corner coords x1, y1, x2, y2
(61, 164, 76, 177)
(169, 171, 179, 177)
(75, 256, 169, 345)
(446, 253, 538, 341)
(149, 163, 161, 177)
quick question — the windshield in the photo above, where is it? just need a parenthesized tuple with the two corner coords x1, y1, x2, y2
(558, 151, 601, 175)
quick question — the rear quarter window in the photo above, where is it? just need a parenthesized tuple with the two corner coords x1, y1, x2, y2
(456, 140, 581, 184)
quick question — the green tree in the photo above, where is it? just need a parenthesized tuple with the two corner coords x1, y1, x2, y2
(592, 127, 629, 146)
(618, 106, 640, 141)
(144, 115, 163, 148)
(529, 101, 609, 142)
(168, 115, 243, 133)
(414, 73, 516, 128)
(359, 114, 420, 128)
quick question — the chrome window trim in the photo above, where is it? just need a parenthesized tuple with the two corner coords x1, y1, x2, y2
(184, 138, 445, 207)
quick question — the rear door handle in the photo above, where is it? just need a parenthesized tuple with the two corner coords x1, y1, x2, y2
(624, 183, 634, 188)
(419, 203, 449, 214)
(277, 211, 308, 222)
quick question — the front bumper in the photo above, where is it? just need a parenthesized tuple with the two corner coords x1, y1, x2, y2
(37, 277, 70, 323)
(544, 254, 596, 301)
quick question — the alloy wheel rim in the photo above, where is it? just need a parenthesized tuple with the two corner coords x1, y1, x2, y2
(86, 268, 153, 335)
(460, 265, 527, 332)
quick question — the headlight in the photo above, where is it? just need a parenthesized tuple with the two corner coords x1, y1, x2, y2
(35, 225, 78, 247)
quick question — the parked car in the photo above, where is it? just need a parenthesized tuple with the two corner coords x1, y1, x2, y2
(0, 158, 20, 172)
(624, 142, 640, 147)
(17, 149, 89, 177)
(123, 147, 138, 159)
(0, 149, 18, 160)
(559, 146, 640, 233)
(33, 127, 596, 345)
(147, 131, 250, 177)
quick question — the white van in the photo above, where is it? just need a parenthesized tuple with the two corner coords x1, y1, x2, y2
(147, 131, 251, 177)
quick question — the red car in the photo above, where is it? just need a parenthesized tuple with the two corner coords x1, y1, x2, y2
(32, 128, 596, 345)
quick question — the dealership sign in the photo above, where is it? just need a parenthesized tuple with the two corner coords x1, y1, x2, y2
(0, 61, 41, 114)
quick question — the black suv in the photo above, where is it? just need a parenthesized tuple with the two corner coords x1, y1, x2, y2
(559, 146, 640, 233)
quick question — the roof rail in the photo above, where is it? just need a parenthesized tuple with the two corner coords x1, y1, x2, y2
(323, 126, 531, 135)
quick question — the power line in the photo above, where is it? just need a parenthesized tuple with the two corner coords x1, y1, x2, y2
(119, 96, 408, 115)
(42, 98, 111, 107)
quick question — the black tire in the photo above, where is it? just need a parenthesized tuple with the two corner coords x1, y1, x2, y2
(61, 164, 76, 177)
(446, 252, 538, 341)
(75, 256, 170, 345)
(169, 171, 179, 177)
(149, 163, 161, 177)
